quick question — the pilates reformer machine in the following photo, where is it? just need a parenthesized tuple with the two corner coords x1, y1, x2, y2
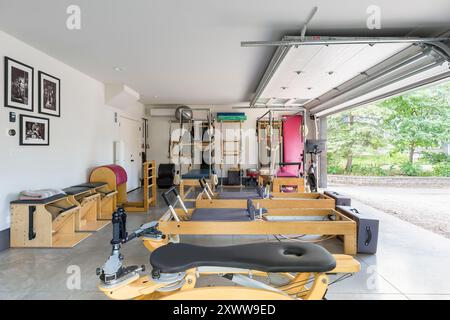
(89, 161, 157, 213)
(140, 188, 357, 254)
(256, 108, 306, 193)
(196, 178, 335, 209)
(97, 207, 360, 300)
(168, 106, 216, 202)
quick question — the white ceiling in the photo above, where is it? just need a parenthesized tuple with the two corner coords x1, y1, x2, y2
(260, 43, 411, 100)
(0, 0, 449, 105)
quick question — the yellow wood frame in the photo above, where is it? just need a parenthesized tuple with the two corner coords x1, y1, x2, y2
(90, 161, 157, 213)
(144, 206, 357, 254)
(66, 189, 109, 232)
(10, 196, 91, 248)
(125, 161, 157, 212)
(99, 254, 360, 300)
(196, 193, 335, 209)
(92, 184, 118, 220)
(180, 177, 214, 202)
(272, 177, 305, 194)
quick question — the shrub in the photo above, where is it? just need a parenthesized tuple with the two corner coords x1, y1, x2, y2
(433, 162, 450, 177)
(400, 162, 422, 176)
(422, 152, 450, 164)
(328, 165, 344, 175)
(348, 164, 388, 176)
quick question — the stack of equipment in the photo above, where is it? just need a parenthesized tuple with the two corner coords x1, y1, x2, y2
(157, 164, 175, 188)
(336, 206, 379, 254)
(216, 112, 247, 122)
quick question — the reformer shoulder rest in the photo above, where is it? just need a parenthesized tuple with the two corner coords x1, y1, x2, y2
(150, 242, 336, 274)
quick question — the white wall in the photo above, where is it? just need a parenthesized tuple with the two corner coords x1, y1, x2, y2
(148, 106, 314, 178)
(0, 30, 146, 231)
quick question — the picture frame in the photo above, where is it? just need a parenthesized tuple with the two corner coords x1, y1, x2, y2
(4, 57, 34, 112)
(38, 71, 61, 117)
(19, 114, 50, 146)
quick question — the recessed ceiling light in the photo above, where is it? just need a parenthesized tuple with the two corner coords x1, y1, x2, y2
(113, 66, 124, 72)
(154, 95, 158, 99)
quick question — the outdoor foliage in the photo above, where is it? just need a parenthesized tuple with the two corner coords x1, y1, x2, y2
(380, 85, 450, 163)
(327, 82, 450, 177)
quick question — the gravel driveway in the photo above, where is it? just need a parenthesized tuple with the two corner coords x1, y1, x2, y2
(328, 184, 450, 239)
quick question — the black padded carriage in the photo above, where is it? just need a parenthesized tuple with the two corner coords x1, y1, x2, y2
(190, 208, 252, 221)
(190, 199, 257, 221)
(150, 242, 337, 274)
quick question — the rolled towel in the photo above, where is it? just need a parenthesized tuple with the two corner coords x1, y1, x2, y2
(19, 189, 65, 200)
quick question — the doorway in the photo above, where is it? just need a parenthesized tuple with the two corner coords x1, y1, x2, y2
(118, 116, 143, 191)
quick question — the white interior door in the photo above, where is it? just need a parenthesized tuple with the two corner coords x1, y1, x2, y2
(119, 116, 142, 191)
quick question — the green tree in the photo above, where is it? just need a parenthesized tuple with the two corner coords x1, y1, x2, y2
(328, 105, 386, 172)
(380, 83, 450, 163)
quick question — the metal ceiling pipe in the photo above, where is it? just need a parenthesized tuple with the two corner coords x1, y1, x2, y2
(250, 45, 290, 107)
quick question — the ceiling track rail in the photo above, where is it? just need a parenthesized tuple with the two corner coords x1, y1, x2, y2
(315, 70, 450, 118)
(250, 45, 291, 107)
(242, 36, 450, 48)
(246, 35, 450, 109)
(311, 58, 447, 115)
(307, 47, 445, 113)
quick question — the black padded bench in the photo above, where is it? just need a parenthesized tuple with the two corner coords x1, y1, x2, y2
(150, 242, 337, 274)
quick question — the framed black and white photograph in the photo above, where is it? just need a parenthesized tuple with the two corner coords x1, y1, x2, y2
(19, 114, 50, 146)
(4, 57, 34, 112)
(38, 71, 60, 117)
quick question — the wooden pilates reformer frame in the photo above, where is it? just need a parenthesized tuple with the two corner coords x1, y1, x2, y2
(141, 188, 357, 255)
(97, 208, 361, 300)
(179, 176, 214, 203)
(90, 161, 157, 212)
(195, 178, 334, 209)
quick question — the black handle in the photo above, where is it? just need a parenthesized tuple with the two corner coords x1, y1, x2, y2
(365, 226, 372, 246)
(111, 207, 127, 245)
(28, 206, 36, 240)
(350, 208, 360, 214)
(161, 187, 179, 207)
(198, 178, 205, 189)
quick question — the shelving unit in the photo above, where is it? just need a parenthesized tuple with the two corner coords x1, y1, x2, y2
(168, 108, 215, 178)
(219, 120, 244, 189)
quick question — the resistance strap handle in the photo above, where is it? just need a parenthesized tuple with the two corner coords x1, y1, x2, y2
(28, 206, 37, 240)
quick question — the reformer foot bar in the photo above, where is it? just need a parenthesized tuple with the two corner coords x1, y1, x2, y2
(97, 208, 360, 300)
(142, 187, 357, 254)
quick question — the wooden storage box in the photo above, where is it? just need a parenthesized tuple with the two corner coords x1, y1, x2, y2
(10, 194, 91, 248)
